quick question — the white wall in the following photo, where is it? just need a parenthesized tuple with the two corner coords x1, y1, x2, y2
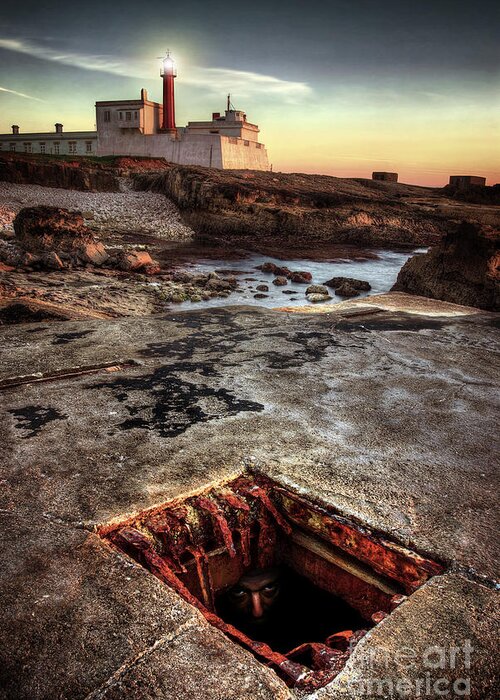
(221, 137, 269, 170)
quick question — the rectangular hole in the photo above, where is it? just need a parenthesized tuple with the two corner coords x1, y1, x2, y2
(99, 473, 442, 691)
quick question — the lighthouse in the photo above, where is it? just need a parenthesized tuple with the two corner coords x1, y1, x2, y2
(160, 50, 177, 133)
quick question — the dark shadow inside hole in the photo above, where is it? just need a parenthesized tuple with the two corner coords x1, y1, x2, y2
(215, 564, 366, 654)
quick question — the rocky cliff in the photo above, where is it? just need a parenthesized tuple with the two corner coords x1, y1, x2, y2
(2, 155, 499, 251)
(0, 153, 170, 192)
(392, 222, 500, 311)
(135, 166, 500, 250)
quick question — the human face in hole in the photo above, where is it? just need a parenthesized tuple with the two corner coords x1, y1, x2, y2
(228, 568, 280, 620)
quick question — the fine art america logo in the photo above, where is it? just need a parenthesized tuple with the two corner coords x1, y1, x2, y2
(345, 639, 473, 697)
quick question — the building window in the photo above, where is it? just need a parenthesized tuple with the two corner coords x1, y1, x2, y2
(53, 142, 60, 154)
(24, 142, 32, 153)
(85, 141, 92, 153)
(228, 137, 238, 145)
(10, 143, 16, 152)
(210, 130, 219, 134)
(134, 111, 138, 119)
(68, 142, 77, 154)
(40, 143, 46, 153)
(119, 111, 123, 120)
(104, 110, 111, 122)
(126, 111, 132, 121)
(243, 140, 249, 147)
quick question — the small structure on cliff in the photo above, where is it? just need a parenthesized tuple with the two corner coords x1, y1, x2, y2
(372, 172, 398, 182)
(0, 53, 269, 171)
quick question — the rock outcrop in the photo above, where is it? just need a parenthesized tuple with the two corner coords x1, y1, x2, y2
(0, 153, 170, 192)
(135, 165, 478, 249)
(13, 206, 109, 266)
(392, 222, 500, 311)
(0, 206, 168, 275)
(324, 276, 372, 298)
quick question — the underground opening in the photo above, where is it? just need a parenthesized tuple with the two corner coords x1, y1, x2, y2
(99, 473, 443, 691)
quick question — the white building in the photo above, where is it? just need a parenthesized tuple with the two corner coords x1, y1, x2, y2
(0, 55, 270, 170)
(0, 123, 97, 157)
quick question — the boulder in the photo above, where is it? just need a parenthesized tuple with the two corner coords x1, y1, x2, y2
(253, 293, 268, 299)
(256, 284, 269, 292)
(307, 293, 332, 303)
(41, 252, 65, 270)
(273, 276, 288, 286)
(273, 266, 291, 277)
(306, 284, 330, 295)
(392, 222, 500, 311)
(289, 271, 313, 284)
(14, 206, 97, 254)
(12, 206, 112, 269)
(324, 276, 371, 291)
(205, 278, 232, 292)
(77, 241, 109, 266)
(257, 262, 277, 273)
(334, 283, 360, 298)
(116, 250, 154, 271)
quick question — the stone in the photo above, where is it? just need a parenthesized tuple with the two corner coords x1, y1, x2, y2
(334, 283, 360, 298)
(0, 240, 23, 267)
(78, 242, 109, 266)
(392, 222, 500, 311)
(256, 284, 269, 292)
(225, 276, 238, 289)
(116, 250, 154, 271)
(42, 252, 65, 270)
(143, 264, 162, 276)
(205, 278, 232, 292)
(273, 276, 288, 286)
(273, 266, 291, 277)
(289, 271, 312, 284)
(253, 293, 268, 299)
(306, 293, 332, 302)
(324, 276, 371, 291)
(257, 262, 277, 273)
(172, 271, 193, 283)
(306, 284, 330, 295)
(14, 206, 99, 255)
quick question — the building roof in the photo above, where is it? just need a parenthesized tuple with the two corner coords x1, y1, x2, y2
(0, 131, 97, 139)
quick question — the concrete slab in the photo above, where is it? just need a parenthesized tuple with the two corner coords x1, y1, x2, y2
(1, 302, 498, 697)
(315, 574, 499, 700)
(0, 513, 199, 699)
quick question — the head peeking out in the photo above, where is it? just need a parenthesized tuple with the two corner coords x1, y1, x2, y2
(226, 567, 280, 622)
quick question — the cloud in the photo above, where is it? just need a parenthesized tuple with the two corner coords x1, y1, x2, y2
(0, 85, 44, 101)
(0, 37, 311, 102)
(183, 67, 311, 102)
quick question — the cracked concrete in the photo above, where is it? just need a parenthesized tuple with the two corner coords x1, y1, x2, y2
(0, 297, 498, 698)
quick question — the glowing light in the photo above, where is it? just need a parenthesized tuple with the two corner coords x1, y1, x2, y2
(160, 51, 177, 77)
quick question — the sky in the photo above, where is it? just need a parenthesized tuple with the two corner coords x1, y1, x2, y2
(0, 0, 499, 185)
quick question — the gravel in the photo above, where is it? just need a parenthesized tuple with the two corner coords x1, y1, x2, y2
(0, 181, 194, 240)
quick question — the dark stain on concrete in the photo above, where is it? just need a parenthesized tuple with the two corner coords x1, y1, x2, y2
(335, 316, 448, 333)
(93, 364, 264, 437)
(52, 330, 94, 345)
(8, 405, 68, 438)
